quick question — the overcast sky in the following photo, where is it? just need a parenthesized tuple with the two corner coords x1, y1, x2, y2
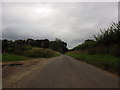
(2, 2, 118, 49)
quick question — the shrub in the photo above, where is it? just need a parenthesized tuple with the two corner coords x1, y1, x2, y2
(24, 48, 56, 58)
(13, 49, 23, 55)
(109, 44, 120, 57)
(66, 50, 86, 55)
(87, 47, 109, 54)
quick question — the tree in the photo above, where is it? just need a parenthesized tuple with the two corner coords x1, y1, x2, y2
(26, 39, 35, 46)
(2, 39, 9, 54)
(50, 38, 68, 53)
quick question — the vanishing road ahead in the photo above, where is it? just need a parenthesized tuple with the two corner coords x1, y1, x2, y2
(14, 55, 118, 88)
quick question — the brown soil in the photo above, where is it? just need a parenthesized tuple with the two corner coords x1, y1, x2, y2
(2, 57, 57, 88)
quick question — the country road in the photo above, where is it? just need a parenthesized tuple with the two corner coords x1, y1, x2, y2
(5, 55, 119, 88)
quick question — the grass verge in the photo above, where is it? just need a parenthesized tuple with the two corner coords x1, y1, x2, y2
(24, 48, 61, 58)
(2, 52, 61, 62)
(67, 53, 119, 74)
(52, 52, 61, 57)
(2, 54, 32, 62)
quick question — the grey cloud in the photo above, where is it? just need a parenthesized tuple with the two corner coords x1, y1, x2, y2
(2, 2, 118, 49)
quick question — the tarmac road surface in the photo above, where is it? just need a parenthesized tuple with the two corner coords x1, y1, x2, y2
(14, 55, 118, 88)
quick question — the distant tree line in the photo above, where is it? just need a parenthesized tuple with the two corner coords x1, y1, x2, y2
(2, 38, 68, 54)
(72, 22, 120, 57)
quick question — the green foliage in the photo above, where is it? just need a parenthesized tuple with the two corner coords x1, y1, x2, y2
(67, 53, 119, 73)
(94, 23, 120, 46)
(109, 44, 120, 56)
(2, 38, 62, 61)
(2, 38, 68, 54)
(52, 51, 61, 57)
(72, 22, 120, 57)
(13, 49, 23, 55)
(73, 39, 95, 50)
(87, 47, 109, 54)
(2, 54, 32, 62)
(11, 45, 33, 55)
(67, 22, 120, 75)
(50, 38, 68, 53)
(24, 48, 58, 58)
(2, 49, 61, 62)
(2, 39, 10, 53)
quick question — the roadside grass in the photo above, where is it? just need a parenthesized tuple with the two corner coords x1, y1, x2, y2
(0, 54, 2, 62)
(24, 48, 61, 58)
(67, 53, 119, 74)
(52, 52, 61, 57)
(2, 52, 61, 62)
(2, 54, 33, 62)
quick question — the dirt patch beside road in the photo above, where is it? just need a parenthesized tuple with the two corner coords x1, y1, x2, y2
(2, 57, 57, 88)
